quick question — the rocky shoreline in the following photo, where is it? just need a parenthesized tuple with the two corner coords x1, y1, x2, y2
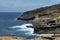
(0, 34, 60, 40)
(17, 4, 60, 34)
(0, 36, 26, 40)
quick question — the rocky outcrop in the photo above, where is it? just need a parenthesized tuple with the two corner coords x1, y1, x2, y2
(1, 34, 60, 40)
(0, 36, 26, 40)
(17, 4, 60, 34)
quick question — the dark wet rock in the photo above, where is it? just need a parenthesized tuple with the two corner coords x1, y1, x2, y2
(17, 4, 60, 34)
(17, 16, 35, 21)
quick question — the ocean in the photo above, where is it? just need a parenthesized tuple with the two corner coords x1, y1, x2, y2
(0, 12, 42, 39)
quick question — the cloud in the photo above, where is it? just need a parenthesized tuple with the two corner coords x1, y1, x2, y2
(0, 0, 42, 12)
(50, 0, 60, 4)
(0, 0, 60, 12)
(53, 0, 60, 2)
(0, 0, 41, 7)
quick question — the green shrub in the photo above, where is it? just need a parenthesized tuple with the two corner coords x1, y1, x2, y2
(52, 15, 59, 19)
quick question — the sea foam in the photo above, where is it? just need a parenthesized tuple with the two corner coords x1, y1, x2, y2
(10, 23, 34, 34)
(9, 23, 54, 38)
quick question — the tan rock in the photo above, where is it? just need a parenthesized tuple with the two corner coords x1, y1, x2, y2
(0, 36, 26, 40)
(53, 37, 60, 40)
(1, 35, 60, 40)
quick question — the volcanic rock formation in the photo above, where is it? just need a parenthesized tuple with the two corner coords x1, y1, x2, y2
(18, 4, 60, 34)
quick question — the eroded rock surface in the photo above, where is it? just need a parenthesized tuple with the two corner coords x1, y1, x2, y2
(17, 4, 60, 34)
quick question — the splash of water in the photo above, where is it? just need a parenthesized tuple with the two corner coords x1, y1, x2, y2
(10, 23, 34, 34)
(9, 23, 54, 38)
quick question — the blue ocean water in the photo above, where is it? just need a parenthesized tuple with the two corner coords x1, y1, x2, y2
(0, 12, 42, 39)
(0, 12, 24, 34)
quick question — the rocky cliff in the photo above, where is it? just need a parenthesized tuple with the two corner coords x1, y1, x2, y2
(18, 4, 60, 34)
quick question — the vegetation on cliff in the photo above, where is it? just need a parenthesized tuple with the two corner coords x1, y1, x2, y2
(24, 4, 60, 14)
(18, 4, 60, 34)
(18, 4, 60, 20)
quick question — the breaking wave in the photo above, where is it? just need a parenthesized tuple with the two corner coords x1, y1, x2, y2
(9, 23, 54, 39)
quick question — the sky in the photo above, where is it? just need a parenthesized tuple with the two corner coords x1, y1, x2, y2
(0, 0, 60, 12)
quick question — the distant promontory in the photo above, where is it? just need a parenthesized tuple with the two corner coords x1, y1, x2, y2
(18, 4, 60, 34)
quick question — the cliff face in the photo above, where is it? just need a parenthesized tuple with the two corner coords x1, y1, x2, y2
(18, 4, 60, 20)
(18, 4, 60, 34)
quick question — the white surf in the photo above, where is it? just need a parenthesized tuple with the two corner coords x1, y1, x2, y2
(10, 23, 54, 38)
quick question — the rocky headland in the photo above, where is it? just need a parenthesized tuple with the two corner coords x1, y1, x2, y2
(18, 4, 60, 34)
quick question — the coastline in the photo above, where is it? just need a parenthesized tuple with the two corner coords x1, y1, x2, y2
(0, 34, 60, 40)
